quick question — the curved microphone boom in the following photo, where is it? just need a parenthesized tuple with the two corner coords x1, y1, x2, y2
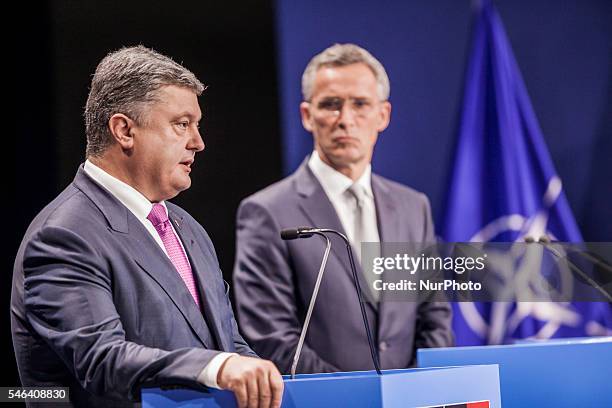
(537, 236, 612, 275)
(524, 235, 612, 302)
(281, 226, 382, 376)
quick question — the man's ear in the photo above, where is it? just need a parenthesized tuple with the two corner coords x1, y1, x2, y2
(108, 113, 135, 150)
(376, 101, 392, 133)
(300, 102, 314, 132)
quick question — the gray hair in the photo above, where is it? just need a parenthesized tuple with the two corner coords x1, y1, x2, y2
(84, 45, 205, 157)
(301, 43, 390, 102)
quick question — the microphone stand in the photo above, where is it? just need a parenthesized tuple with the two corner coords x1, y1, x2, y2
(335, 231, 383, 376)
(290, 232, 331, 379)
(283, 227, 382, 377)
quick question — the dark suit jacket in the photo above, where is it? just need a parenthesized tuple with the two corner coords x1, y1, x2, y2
(11, 166, 256, 407)
(233, 159, 453, 374)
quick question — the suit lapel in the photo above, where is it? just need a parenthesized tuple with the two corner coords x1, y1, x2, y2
(372, 175, 411, 340)
(126, 214, 216, 349)
(73, 166, 216, 349)
(372, 175, 400, 247)
(168, 210, 231, 352)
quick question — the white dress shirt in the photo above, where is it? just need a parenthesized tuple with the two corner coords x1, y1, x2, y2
(83, 160, 234, 389)
(307, 152, 381, 257)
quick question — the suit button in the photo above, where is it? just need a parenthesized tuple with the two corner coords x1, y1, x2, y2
(379, 341, 389, 352)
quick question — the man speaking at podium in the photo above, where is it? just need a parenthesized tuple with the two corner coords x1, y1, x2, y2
(233, 44, 453, 374)
(11, 46, 283, 408)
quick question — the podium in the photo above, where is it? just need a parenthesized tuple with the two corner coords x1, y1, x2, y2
(418, 336, 612, 407)
(142, 365, 501, 407)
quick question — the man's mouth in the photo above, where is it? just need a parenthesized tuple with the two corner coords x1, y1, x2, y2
(333, 135, 358, 143)
(180, 158, 194, 171)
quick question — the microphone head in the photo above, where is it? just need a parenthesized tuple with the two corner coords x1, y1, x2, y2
(280, 228, 300, 240)
(539, 235, 551, 244)
(280, 226, 315, 240)
(296, 226, 314, 238)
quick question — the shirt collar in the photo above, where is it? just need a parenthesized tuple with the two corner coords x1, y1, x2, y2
(83, 159, 167, 220)
(308, 151, 373, 199)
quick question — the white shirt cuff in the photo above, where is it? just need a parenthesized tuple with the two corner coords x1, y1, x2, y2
(197, 352, 238, 389)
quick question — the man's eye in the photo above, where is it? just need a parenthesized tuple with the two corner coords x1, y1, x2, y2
(353, 99, 370, 109)
(318, 98, 343, 111)
(176, 121, 189, 129)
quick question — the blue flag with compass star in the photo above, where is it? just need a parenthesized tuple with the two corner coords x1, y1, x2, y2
(439, 0, 612, 345)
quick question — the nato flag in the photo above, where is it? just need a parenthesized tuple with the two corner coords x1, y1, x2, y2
(440, 0, 612, 345)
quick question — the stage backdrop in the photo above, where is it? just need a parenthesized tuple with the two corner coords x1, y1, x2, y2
(275, 0, 611, 241)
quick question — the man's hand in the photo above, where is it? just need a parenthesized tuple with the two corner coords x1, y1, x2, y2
(217, 355, 284, 408)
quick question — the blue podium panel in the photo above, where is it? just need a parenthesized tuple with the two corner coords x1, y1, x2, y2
(142, 365, 501, 408)
(379, 367, 500, 407)
(418, 336, 612, 408)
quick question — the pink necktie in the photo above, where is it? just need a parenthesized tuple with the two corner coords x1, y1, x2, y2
(147, 203, 200, 306)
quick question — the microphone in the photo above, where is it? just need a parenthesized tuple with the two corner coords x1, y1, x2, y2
(538, 236, 612, 275)
(524, 236, 612, 302)
(281, 226, 382, 377)
(279, 227, 316, 240)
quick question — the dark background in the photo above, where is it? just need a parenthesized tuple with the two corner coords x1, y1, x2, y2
(7, 0, 611, 389)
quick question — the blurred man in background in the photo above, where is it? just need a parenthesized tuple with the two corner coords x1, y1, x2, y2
(234, 43, 453, 374)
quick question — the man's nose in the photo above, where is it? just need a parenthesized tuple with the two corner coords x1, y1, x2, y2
(335, 102, 357, 128)
(190, 127, 205, 152)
